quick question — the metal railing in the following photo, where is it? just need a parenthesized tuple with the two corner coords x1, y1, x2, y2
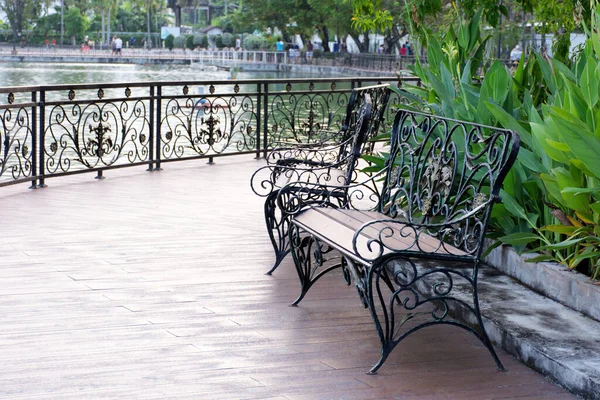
(0, 77, 418, 189)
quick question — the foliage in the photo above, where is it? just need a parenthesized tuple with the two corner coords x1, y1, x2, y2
(211, 34, 224, 49)
(164, 33, 174, 50)
(221, 32, 234, 47)
(173, 35, 185, 49)
(243, 35, 267, 50)
(193, 34, 208, 48)
(234, 0, 353, 52)
(64, 6, 90, 43)
(0, 0, 37, 39)
(185, 34, 194, 49)
(387, 6, 600, 279)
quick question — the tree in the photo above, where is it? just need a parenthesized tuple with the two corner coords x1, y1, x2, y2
(0, 0, 37, 47)
(64, 6, 90, 45)
(347, 0, 537, 53)
(233, 0, 356, 52)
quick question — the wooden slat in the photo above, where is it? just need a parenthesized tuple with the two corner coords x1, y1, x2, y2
(293, 207, 466, 264)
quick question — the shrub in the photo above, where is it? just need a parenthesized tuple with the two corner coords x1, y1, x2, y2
(193, 34, 208, 48)
(244, 35, 266, 50)
(173, 35, 185, 49)
(214, 34, 224, 49)
(222, 32, 234, 47)
(164, 34, 174, 51)
(185, 34, 194, 50)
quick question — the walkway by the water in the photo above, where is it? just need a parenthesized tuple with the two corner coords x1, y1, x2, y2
(0, 156, 574, 399)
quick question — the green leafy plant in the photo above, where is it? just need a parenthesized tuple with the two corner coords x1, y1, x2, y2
(164, 34, 174, 51)
(372, 8, 600, 279)
(185, 34, 194, 50)
(173, 35, 185, 49)
(193, 34, 208, 48)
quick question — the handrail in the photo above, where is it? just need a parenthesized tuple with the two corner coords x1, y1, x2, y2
(0, 76, 417, 189)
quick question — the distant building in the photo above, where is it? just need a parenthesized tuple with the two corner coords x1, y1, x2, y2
(199, 26, 223, 36)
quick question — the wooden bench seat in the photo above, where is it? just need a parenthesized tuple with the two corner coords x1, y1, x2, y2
(293, 207, 466, 265)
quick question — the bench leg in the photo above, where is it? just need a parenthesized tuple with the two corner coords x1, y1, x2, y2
(364, 257, 505, 374)
(264, 190, 291, 275)
(289, 225, 344, 306)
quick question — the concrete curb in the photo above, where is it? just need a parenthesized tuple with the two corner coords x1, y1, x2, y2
(412, 261, 600, 399)
(484, 243, 600, 322)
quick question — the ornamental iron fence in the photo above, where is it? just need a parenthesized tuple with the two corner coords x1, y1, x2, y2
(0, 76, 417, 188)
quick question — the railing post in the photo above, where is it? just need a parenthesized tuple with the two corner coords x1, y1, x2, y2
(38, 90, 46, 188)
(155, 85, 162, 170)
(147, 85, 154, 171)
(256, 83, 262, 159)
(30, 91, 38, 189)
(263, 82, 269, 159)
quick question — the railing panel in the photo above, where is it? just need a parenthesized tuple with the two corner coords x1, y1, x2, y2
(158, 83, 259, 162)
(265, 81, 352, 148)
(41, 86, 151, 177)
(0, 77, 412, 187)
(0, 89, 37, 187)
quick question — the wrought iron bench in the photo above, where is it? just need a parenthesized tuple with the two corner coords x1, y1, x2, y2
(278, 110, 520, 374)
(250, 84, 392, 274)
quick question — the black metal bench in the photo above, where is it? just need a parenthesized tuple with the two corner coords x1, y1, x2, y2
(278, 110, 520, 374)
(250, 84, 392, 274)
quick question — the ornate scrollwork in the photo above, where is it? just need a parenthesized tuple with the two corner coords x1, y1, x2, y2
(160, 93, 257, 160)
(44, 96, 150, 173)
(289, 224, 344, 305)
(7, 93, 14, 105)
(68, 90, 75, 101)
(267, 91, 348, 146)
(376, 111, 518, 256)
(0, 106, 33, 182)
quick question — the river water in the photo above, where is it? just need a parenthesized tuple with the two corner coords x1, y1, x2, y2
(0, 62, 334, 87)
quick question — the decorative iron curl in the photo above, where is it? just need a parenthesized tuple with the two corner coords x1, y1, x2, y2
(160, 94, 256, 159)
(0, 107, 34, 181)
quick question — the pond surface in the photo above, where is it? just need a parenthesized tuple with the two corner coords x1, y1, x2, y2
(0, 62, 339, 88)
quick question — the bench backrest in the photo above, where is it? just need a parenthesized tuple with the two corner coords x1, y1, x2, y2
(336, 84, 391, 183)
(378, 110, 520, 258)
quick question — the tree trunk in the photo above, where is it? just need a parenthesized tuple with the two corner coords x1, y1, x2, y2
(107, 8, 111, 47)
(349, 32, 368, 53)
(101, 10, 105, 47)
(175, 6, 181, 27)
(146, 0, 152, 48)
(320, 25, 330, 52)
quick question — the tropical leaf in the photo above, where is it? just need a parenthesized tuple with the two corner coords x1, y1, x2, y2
(498, 232, 540, 246)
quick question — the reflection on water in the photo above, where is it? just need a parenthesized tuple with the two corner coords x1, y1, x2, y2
(0, 62, 335, 87)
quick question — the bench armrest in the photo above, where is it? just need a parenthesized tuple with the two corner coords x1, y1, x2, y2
(351, 204, 492, 262)
(266, 135, 352, 166)
(276, 169, 388, 215)
(250, 157, 355, 197)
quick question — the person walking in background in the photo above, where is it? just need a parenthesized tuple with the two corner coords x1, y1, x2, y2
(510, 44, 523, 61)
(400, 44, 407, 56)
(115, 36, 123, 56)
(111, 35, 117, 55)
(276, 39, 284, 52)
(510, 43, 523, 68)
(305, 41, 313, 63)
(51, 38, 56, 50)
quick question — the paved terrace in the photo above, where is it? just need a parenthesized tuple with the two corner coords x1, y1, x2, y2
(0, 156, 575, 399)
